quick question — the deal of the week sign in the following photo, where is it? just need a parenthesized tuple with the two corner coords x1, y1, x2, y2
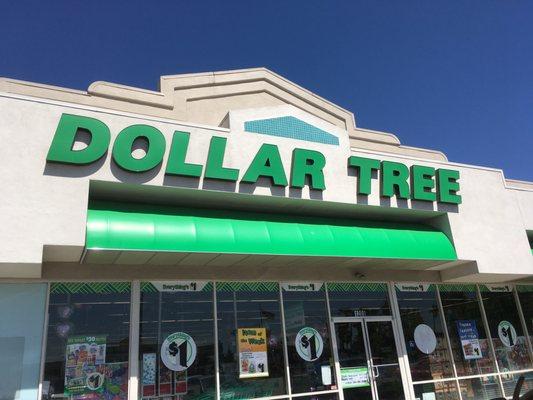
(238, 328, 269, 378)
(46, 113, 462, 205)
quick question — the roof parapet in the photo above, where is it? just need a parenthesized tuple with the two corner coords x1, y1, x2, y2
(0, 68, 448, 161)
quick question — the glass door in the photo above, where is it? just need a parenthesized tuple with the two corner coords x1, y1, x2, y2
(365, 319, 405, 400)
(333, 319, 373, 400)
(332, 317, 406, 400)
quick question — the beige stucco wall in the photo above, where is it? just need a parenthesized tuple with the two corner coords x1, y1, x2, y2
(0, 69, 531, 281)
(511, 188, 533, 232)
(0, 70, 533, 282)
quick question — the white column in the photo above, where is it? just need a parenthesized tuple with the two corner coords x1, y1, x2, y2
(213, 282, 221, 400)
(128, 281, 141, 400)
(278, 286, 292, 398)
(37, 283, 51, 400)
(388, 282, 416, 400)
(513, 286, 533, 362)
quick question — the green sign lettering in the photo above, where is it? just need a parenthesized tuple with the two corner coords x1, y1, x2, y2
(348, 156, 380, 195)
(165, 131, 203, 177)
(47, 114, 110, 165)
(290, 148, 326, 190)
(411, 165, 436, 202)
(46, 114, 462, 206)
(381, 161, 410, 199)
(241, 144, 288, 186)
(112, 124, 166, 172)
(204, 136, 240, 181)
(437, 169, 462, 204)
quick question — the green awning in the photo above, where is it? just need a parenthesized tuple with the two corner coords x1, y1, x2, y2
(86, 201, 457, 261)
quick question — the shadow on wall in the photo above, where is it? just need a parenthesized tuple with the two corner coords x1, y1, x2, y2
(163, 175, 201, 189)
(43, 157, 456, 213)
(437, 202, 459, 213)
(110, 160, 162, 184)
(163, 175, 326, 200)
(239, 177, 285, 197)
(43, 156, 107, 178)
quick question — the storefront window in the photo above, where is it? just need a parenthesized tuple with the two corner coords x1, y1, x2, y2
(479, 286, 531, 372)
(0, 283, 47, 400)
(281, 283, 335, 394)
(327, 282, 391, 317)
(517, 286, 533, 349)
(413, 381, 460, 400)
(501, 371, 533, 397)
(458, 376, 502, 400)
(296, 394, 339, 400)
(43, 282, 131, 400)
(396, 284, 454, 381)
(439, 284, 496, 376)
(138, 281, 215, 400)
(216, 282, 286, 399)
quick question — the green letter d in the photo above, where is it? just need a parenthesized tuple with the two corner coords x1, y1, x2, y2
(46, 114, 111, 165)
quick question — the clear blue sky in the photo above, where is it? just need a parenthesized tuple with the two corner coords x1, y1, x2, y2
(2, 1, 532, 181)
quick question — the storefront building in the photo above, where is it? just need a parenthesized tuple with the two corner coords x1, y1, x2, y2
(0, 68, 532, 400)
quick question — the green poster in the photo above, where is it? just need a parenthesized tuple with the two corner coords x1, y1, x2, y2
(64, 335, 107, 396)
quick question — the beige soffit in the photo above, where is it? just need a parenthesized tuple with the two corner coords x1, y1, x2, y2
(0, 67, 447, 160)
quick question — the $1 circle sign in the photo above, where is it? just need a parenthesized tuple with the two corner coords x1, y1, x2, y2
(161, 332, 197, 371)
(295, 327, 324, 361)
(498, 321, 517, 348)
(86, 372, 104, 391)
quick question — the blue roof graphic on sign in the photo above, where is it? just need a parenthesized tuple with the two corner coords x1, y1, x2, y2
(244, 116, 339, 146)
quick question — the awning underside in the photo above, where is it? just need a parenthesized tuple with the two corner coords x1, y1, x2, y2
(84, 201, 457, 265)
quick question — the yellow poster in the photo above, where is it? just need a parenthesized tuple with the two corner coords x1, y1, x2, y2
(237, 328, 269, 378)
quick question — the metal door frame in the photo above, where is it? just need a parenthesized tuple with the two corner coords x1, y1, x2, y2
(330, 316, 408, 400)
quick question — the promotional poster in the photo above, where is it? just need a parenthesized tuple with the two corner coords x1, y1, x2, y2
(456, 320, 482, 360)
(238, 328, 269, 378)
(64, 335, 107, 396)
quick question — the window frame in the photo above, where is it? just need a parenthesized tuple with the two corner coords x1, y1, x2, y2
(34, 280, 533, 400)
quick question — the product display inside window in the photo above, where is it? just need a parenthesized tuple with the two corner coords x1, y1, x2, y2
(42, 282, 131, 400)
(439, 285, 496, 376)
(396, 285, 454, 382)
(413, 381, 460, 400)
(281, 283, 335, 394)
(217, 282, 286, 399)
(480, 287, 531, 372)
(138, 281, 216, 400)
(517, 286, 533, 347)
(458, 376, 502, 400)
(501, 371, 533, 397)
(295, 393, 339, 400)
